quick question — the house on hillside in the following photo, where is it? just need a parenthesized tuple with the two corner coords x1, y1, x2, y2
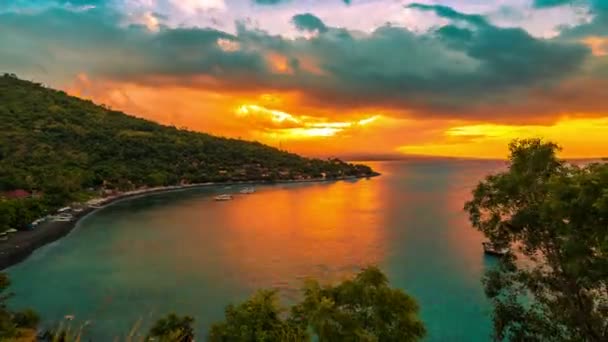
(1, 189, 31, 199)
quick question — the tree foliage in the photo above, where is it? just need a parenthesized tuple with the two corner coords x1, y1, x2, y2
(147, 313, 195, 342)
(0, 273, 40, 340)
(209, 290, 307, 342)
(465, 139, 608, 341)
(0, 268, 422, 341)
(209, 266, 425, 342)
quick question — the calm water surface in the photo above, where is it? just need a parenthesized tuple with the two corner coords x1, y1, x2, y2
(8, 160, 505, 341)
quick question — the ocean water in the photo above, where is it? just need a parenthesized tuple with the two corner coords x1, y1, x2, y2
(7, 160, 505, 341)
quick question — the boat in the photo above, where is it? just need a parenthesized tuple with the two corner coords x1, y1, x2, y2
(482, 242, 509, 256)
(53, 213, 74, 222)
(239, 187, 255, 194)
(214, 194, 233, 201)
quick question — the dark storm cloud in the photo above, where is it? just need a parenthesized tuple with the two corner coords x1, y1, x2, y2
(534, 0, 608, 12)
(0, 3, 603, 122)
(406, 3, 489, 27)
(291, 13, 328, 33)
(554, 0, 608, 39)
(533, 0, 575, 8)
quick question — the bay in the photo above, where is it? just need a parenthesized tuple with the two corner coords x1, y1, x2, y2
(8, 160, 505, 341)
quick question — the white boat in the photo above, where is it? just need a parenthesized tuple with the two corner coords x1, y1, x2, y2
(53, 213, 74, 222)
(239, 187, 255, 194)
(214, 194, 233, 201)
(482, 242, 509, 256)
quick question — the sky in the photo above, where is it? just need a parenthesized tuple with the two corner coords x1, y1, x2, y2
(1, 0, 608, 159)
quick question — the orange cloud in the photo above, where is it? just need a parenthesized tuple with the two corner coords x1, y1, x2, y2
(398, 118, 608, 159)
(235, 103, 381, 139)
(583, 36, 608, 56)
(64, 74, 608, 159)
(266, 52, 293, 74)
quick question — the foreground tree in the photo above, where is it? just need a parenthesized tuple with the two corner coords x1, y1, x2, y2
(465, 139, 608, 341)
(292, 266, 426, 342)
(147, 313, 194, 342)
(209, 266, 425, 342)
(0, 273, 40, 340)
(208, 290, 307, 342)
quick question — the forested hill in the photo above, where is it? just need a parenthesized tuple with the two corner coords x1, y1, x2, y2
(0, 74, 375, 201)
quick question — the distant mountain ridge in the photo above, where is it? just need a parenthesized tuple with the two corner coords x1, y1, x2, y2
(0, 74, 375, 200)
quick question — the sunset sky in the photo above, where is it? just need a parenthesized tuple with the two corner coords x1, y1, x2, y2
(2, 0, 608, 158)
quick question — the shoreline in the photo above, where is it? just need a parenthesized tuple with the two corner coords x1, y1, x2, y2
(0, 174, 378, 270)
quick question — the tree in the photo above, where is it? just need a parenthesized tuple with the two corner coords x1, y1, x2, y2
(465, 139, 608, 341)
(209, 267, 425, 342)
(0, 273, 40, 339)
(147, 313, 195, 342)
(208, 290, 307, 342)
(292, 266, 426, 342)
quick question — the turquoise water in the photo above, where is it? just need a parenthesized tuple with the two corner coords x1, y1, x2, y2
(8, 160, 504, 341)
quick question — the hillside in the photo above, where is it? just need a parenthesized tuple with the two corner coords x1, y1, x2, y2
(0, 74, 375, 230)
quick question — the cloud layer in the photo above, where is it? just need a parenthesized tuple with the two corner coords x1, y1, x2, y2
(1, 0, 607, 157)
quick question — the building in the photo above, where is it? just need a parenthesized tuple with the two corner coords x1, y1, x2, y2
(2, 189, 31, 199)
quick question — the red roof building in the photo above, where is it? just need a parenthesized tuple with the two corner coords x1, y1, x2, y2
(2, 189, 31, 199)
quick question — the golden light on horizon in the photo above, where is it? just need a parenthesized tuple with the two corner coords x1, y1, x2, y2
(398, 117, 608, 159)
(63, 74, 607, 159)
(358, 115, 380, 126)
(235, 103, 382, 139)
(236, 104, 299, 124)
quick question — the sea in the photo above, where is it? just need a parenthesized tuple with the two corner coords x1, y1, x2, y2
(8, 160, 506, 341)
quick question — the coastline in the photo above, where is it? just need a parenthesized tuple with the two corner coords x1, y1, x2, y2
(0, 174, 379, 270)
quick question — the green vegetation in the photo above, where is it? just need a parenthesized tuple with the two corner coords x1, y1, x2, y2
(0, 274, 40, 340)
(290, 265, 426, 342)
(208, 290, 307, 341)
(0, 74, 375, 231)
(147, 314, 194, 342)
(210, 266, 425, 341)
(0, 267, 424, 341)
(0, 198, 47, 233)
(465, 139, 608, 341)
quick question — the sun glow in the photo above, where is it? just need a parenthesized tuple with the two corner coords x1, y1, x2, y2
(63, 74, 607, 159)
(398, 118, 608, 159)
(235, 104, 381, 139)
(583, 36, 608, 56)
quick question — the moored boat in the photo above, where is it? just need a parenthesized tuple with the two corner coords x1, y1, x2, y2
(214, 194, 233, 201)
(482, 241, 509, 256)
(239, 187, 255, 194)
(52, 213, 74, 222)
